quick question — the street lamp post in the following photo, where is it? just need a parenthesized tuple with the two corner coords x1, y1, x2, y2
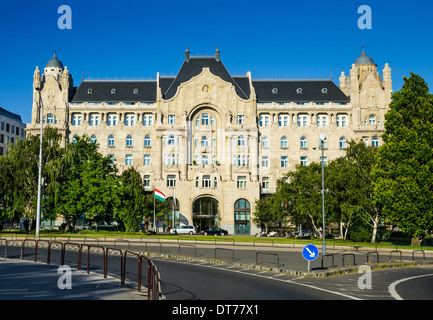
(35, 88, 43, 237)
(319, 132, 327, 256)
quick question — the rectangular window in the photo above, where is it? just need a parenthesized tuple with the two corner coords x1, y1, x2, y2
(261, 156, 269, 167)
(107, 114, 117, 126)
(0, 121, 4, 131)
(90, 114, 100, 126)
(278, 114, 289, 127)
(143, 154, 151, 166)
(237, 115, 244, 124)
(319, 139, 327, 150)
(167, 175, 176, 187)
(336, 114, 347, 127)
(316, 114, 328, 127)
(320, 156, 327, 166)
(300, 156, 308, 166)
(297, 115, 308, 127)
(262, 177, 270, 190)
(143, 175, 151, 187)
(281, 156, 288, 168)
(125, 154, 133, 165)
(237, 176, 247, 189)
(202, 175, 211, 188)
(259, 115, 270, 127)
(142, 114, 153, 126)
(125, 114, 135, 126)
(72, 114, 82, 126)
(202, 155, 209, 165)
(168, 115, 176, 124)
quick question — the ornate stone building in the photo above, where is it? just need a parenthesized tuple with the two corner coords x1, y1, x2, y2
(26, 47, 392, 234)
(0, 107, 26, 156)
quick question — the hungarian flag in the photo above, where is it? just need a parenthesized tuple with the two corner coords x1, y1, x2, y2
(154, 188, 166, 202)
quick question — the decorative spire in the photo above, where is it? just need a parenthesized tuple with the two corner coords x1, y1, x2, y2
(185, 47, 190, 62)
(215, 46, 220, 62)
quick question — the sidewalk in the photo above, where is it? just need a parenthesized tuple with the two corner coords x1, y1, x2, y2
(0, 259, 143, 300)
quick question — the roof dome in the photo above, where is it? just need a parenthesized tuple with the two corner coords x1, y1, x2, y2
(354, 47, 375, 65)
(45, 52, 63, 69)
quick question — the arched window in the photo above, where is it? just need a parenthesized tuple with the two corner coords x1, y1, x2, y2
(47, 114, 54, 124)
(234, 199, 251, 235)
(300, 136, 307, 149)
(339, 137, 347, 149)
(126, 135, 133, 147)
(201, 136, 209, 147)
(238, 135, 245, 146)
(144, 135, 151, 147)
(168, 135, 175, 146)
(108, 135, 115, 146)
(280, 136, 288, 148)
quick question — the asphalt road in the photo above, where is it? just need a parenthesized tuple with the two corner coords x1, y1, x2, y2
(2, 238, 433, 302)
(153, 256, 433, 300)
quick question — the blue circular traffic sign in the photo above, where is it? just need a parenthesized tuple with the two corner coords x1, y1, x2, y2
(302, 244, 319, 261)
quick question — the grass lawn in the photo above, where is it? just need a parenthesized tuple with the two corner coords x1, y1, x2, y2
(1, 229, 431, 251)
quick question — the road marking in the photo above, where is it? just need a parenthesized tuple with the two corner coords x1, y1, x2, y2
(388, 273, 433, 300)
(154, 257, 362, 300)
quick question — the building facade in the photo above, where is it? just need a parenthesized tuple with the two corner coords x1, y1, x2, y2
(0, 107, 26, 156)
(26, 48, 392, 234)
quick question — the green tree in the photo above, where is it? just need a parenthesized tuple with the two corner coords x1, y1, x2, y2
(114, 167, 147, 232)
(282, 163, 327, 236)
(53, 135, 119, 229)
(372, 73, 433, 246)
(326, 141, 381, 242)
(0, 127, 63, 231)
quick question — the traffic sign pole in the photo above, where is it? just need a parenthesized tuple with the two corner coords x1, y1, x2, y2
(302, 244, 319, 272)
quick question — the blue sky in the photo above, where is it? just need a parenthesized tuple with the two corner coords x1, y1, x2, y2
(1, 0, 432, 124)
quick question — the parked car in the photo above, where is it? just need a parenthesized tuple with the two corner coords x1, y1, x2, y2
(170, 225, 196, 235)
(201, 227, 228, 236)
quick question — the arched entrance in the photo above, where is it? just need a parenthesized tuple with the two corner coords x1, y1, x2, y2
(192, 197, 219, 232)
(234, 198, 251, 234)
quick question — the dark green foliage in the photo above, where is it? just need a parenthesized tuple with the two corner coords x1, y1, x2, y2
(372, 73, 433, 243)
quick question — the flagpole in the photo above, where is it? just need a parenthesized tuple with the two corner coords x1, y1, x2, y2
(172, 188, 175, 229)
(153, 189, 156, 233)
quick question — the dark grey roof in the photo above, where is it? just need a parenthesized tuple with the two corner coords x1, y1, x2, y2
(46, 53, 64, 69)
(354, 48, 375, 65)
(0, 107, 23, 122)
(69, 56, 348, 104)
(252, 80, 349, 103)
(71, 80, 157, 103)
(163, 57, 250, 100)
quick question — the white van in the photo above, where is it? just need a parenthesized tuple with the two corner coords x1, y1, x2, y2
(170, 225, 196, 235)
